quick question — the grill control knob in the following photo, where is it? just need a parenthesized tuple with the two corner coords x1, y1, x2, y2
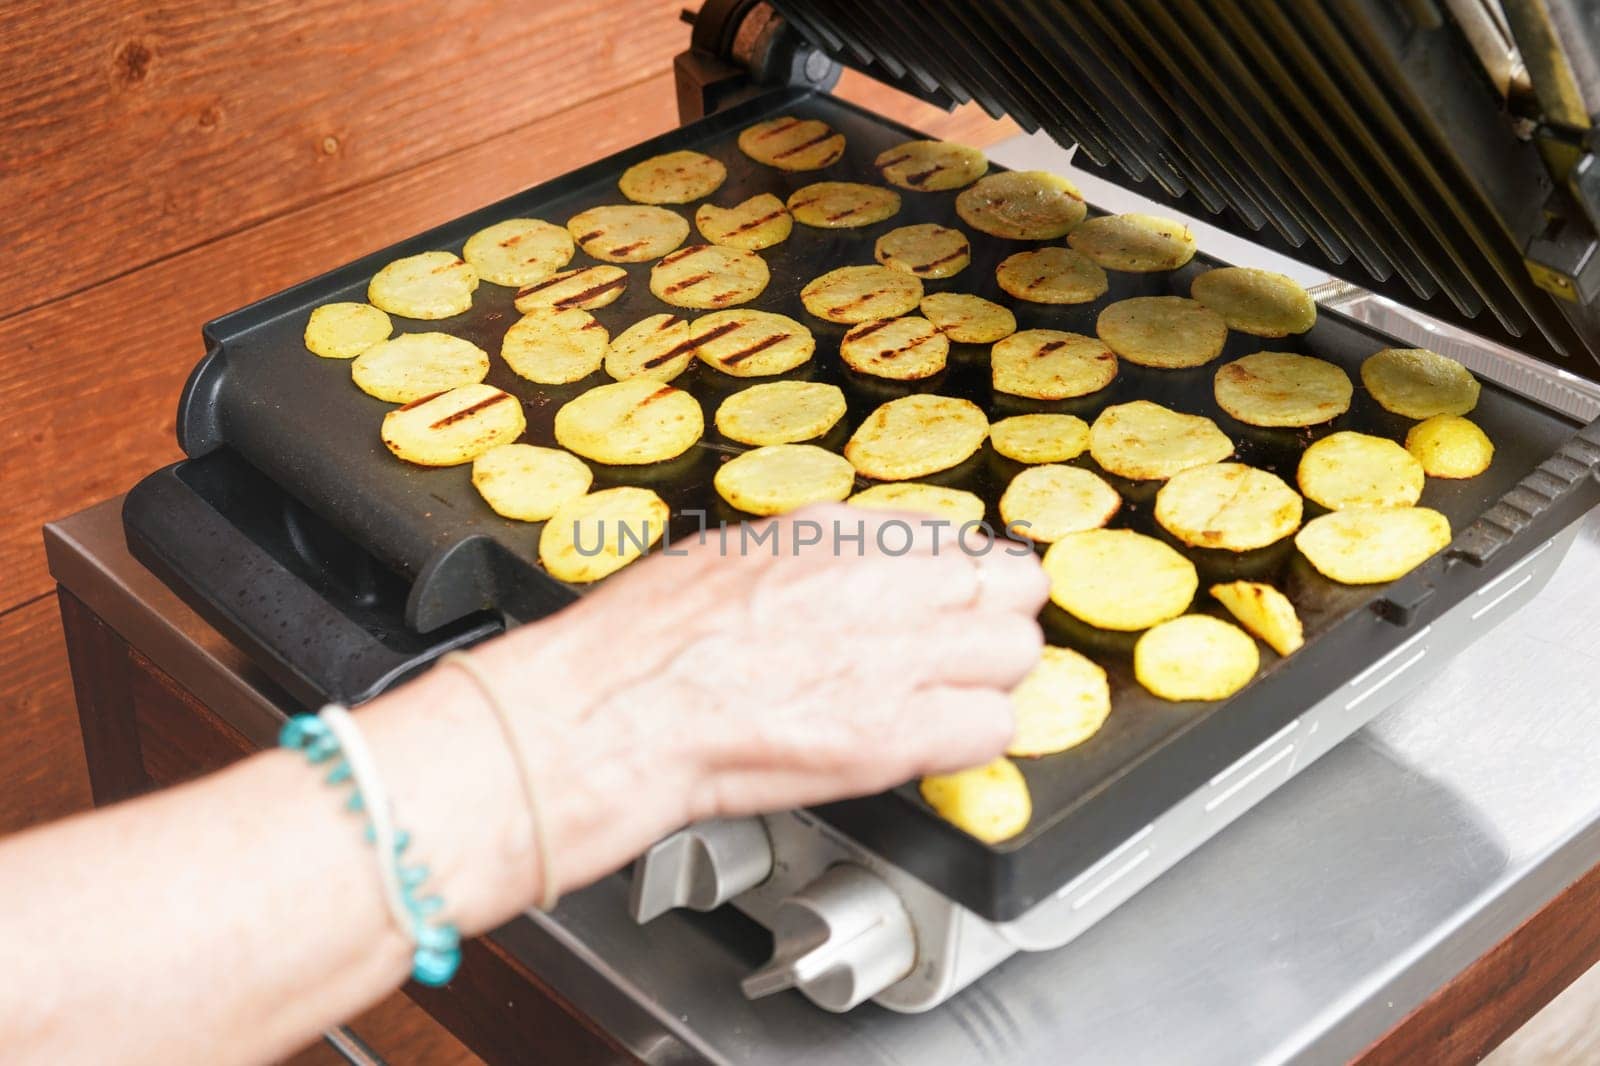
(740, 864, 916, 1012)
(629, 817, 773, 923)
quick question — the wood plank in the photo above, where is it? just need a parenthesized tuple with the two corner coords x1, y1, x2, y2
(0, 595, 92, 835)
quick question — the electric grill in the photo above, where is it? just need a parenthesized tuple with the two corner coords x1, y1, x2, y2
(123, 0, 1600, 1015)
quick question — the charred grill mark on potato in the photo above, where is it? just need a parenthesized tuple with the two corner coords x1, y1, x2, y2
(576, 229, 604, 244)
(756, 117, 803, 140)
(663, 271, 712, 294)
(774, 131, 836, 159)
(638, 386, 677, 406)
(845, 319, 894, 342)
(720, 333, 790, 365)
(1035, 340, 1068, 358)
(877, 152, 912, 169)
(913, 249, 968, 274)
(657, 245, 710, 268)
(607, 240, 646, 257)
(430, 391, 515, 429)
(553, 276, 627, 308)
(729, 209, 784, 233)
(398, 390, 449, 412)
(905, 166, 944, 186)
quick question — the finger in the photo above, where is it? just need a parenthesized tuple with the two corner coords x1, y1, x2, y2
(853, 611, 1043, 690)
(893, 684, 1016, 778)
(747, 548, 984, 627)
(967, 543, 1052, 617)
(781, 503, 974, 561)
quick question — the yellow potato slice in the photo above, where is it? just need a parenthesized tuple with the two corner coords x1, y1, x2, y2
(381, 384, 525, 467)
(713, 444, 856, 516)
(691, 309, 815, 376)
(1096, 296, 1227, 369)
(501, 307, 608, 385)
(1213, 351, 1353, 427)
(649, 244, 769, 309)
(470, 444, 593, 522)
(539, 487, 669, 583)
(992, 329, 1118, 400)
(1043, 528, 1198, 630)
(1154, 462, 1302, 551)
(1190, 267, 1316, 337)
(845, 394, 989, 480)
(513, 265, 629, 313)
(920, 292, 1017, 344)
(995, 247, 1109, 305)
(605, 313, 693, 382)
(919, 757, 1031, 844)
(553, 379, 704, 465)
(1210, 581, 1304, 656)
(566, 205, 689, 263)
(304, 302, 392, 359)
(695, 193, 792, 251)
(874, 139, 988, 191)
(874, 223, 971, 279)
(1067, 212, 1197, 272)
(461, 219, 574, 287)
(1296, 507, 1452, 584)
(846, 483, 986, 525)
(1361, 347, 1481, 418)
(955, 170, 1086, 239)
(839, 317, 950, 380)
(999, 464, 1120, 543)
(989, 414, 1090, 464)
(350, 332, 489, 403)
(368, 251, 478, 320)
(787, 182, 901, 228)
(738, 116, 846, 171)
(800, 265, 922, 323)
(1405, 415, 1494, 478)
(715, 381, 847, 445)
(1134, 615, 1260, 701)
(1298, 431, 1424, 509)
(1089, 401, 1234, 481)
(618, 149, 727, 205)
(1008, 646, 1111, 757)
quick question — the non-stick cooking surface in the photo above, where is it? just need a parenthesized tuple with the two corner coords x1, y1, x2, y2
(190, 88, 1581, 919)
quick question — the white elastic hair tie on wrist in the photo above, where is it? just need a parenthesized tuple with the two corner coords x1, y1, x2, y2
(319, 704, 416, 936)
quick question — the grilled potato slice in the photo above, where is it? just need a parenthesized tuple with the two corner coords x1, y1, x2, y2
(738, 116, 846, 171)
(539, 487, 669, 583)
(999, 464, 1120, 543)
(1134, 615, 1259, 701)
(1296, 506, 1452, 584)
(995, 247, 1109, 305)
(618, 149, 726, 204)
(1213, 351, 1353, 427)
(1191, 267, 1316, 337)
(955, 170, 1086, 239)
(920, 292, 1017, 344)
(649, 244, 769, 309)
(1095, 296, 1227, 369)
(605, 313, 693, 382)
(351, 332, 489, 403)
(368, 251, 478, 320)
(1210, 581, 1304, 656)
(1361, 347, 1481, 418)
(566, 205, 689, 263)
(304, 302, 392, 359)
(1405, 415, 1494, 478)
(513, 265, 629, 313)
(845, 394, 988, 480)
(787, 181, 901, 228)
(713, 444, 856, 516)
(846, 482, 986, 525)
(381, 384, 525, 467)
(992, 329, 1118, 400)
(501, 306, 608, 385)
(1008, 646, 1111, 757)
(989, 413, 1090, 464)
(874, 223, 971, 278)
(695, 193, 792, 251)
(1067, 213, 1197, 272)
(1089, 401, 1233, 481)
(715, 381, 847, 445)
(1298, 431, 1424, 509)
(800, 266, 922, 323)
(919, 758, 1031, 844)
(462, 219, 574, 287)
(1043, 528, 1198, 630)
(553, 379, 703, 465)
(839, 317, 949, 380)
(470, 444, 593, 522)
(874, 139, 988, 191)
(1154, 462, 1302, 551)
(691, 309, 815, 376)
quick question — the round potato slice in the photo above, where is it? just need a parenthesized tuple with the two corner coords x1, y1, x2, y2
(462, 219, 574, 287)
(649, 244, 769, 309)
(691, 309, 815, 376)
(1296, 507, 1452, 584)
(695, 193, 792, 251)
(738, 116, 846, 172)
(847, 482, 986, 526)
(1043, 528, 1198, 630)
(539, 487, 669, 583)
(875, 139, 988, 191)
(1405, 415, 1494, 478)
(501, 306, 608, 385)
(1191, 267, 1316, 337)
(1096, 296, 1227, 369)
(1154, 463, 1302, 551)
(956, 170, 1086, 239)
(992, 329, 1117, 400)
(470, 444, 593, 522)
(715, 381, 847, 445)
(801, 265, 922, 324)
(1298, 431, 1424, 509)
(787, 182, 901, 229)
(368, 251, 478, 320)
(513, 265, 628, 313)
(920, 292, 1016, 344)
(874, 223, 971, 278)
(618, 149, 726, 205)
(1134, 615, 1259, 701)
(1067, 212, 1197, 272)
(1361, 347, 1481, 418)
(919, 757, 1031, 844)
(381, 384, 525, 467)
(566, 205, 689, 263)
(713, 444, 856, 516)
(305, 302, 392, 359)
(553, 379, 704, 465)
(840, 317, 950, 380)
(1089, 401, 1233, 481)
(1210, 581, 1304, 657)
(351, 332, 489, 403)
(605, 313, 693, 382)
(845, 394, 989, 480)
(990, 414, 1090, 464)
(996, 247, 1109, 305)
(1008, 646, 1111, 757)
(999, 464, 1120, 543)
(1213, 351, 1353, 427)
